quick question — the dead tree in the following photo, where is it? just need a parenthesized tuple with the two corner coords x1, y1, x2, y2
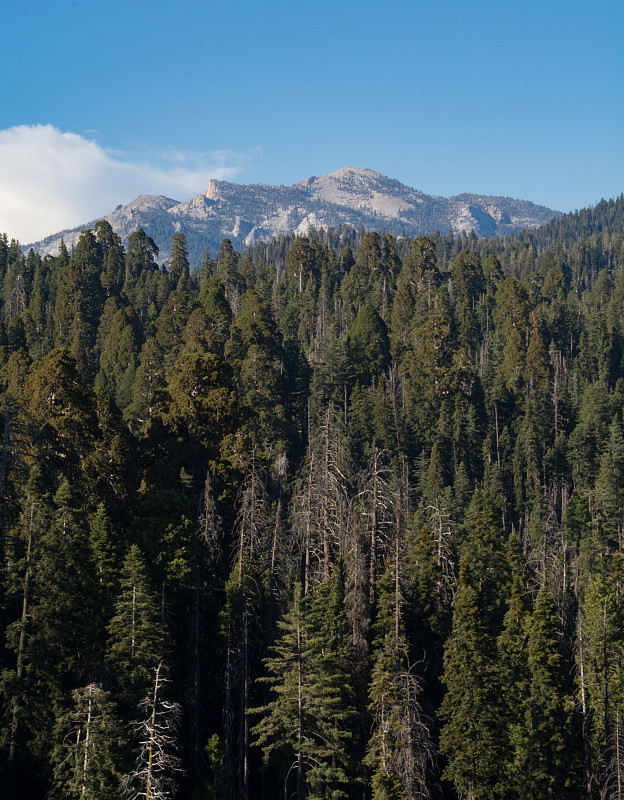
(292, 404, 350, 592)
(356, 449, 396, 603)
(122, 661, 183, 800)
(224, 453, 269, 800)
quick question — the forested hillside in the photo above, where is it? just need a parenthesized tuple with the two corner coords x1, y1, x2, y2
(1, 194, 624, 800)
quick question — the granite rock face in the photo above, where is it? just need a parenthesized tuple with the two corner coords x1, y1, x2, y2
(28, 167, 560, 264)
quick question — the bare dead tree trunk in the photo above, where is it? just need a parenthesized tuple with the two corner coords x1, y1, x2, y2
(0, 407, 11, 535)
(240, 606, 249, 800)
(297, 616, 304, 800)
(190, 566, 201, 789)
(80, 689, 93, 797)
(494, 401, 501, 469)
(8, 490, 36, 765)
(197, 470, 222, 565)
(604, 595, 611, 750)
(577, 610, 594, 799)
(357, 449, 394, 605)
(293, 403, 350, 592)
(615, 710, 623, 800)
(322, 410, 332, 584)
(122, 662, 183, 800)
(230, 454, 269, 800)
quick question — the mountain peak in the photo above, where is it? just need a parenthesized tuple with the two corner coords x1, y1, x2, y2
(328, 166, 386, 180)
(295, 166, 423, 217)
(298, 166, 384, 187)
(204, 178, 232, 200)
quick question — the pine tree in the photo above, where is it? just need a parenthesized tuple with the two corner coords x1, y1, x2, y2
(580, 572, 624, 798)
(52, 683, 122, 800)
(107, 545, 163, 717)
(26, 480, 97, 688)
(496, 577, 531, 799)
(215, 239, 241, 308)
(460, 489, 511, 632)
(285, 237, 317, 293)
(197, 278, 232, 356)
(366, 566, 435, 799)
(127, 337, 166, 428)
(451, 250, 484, 358)
(124, 229, 159, 300)
(438, 566, 504, 800)
(1, 467, 50, 796)
(95, 220, 125, 297)
(155, 289, 192, 370)
(97, 306, 142, 410)
(167, 233, 190, 281)
(89, 503, 121, 608)
(252, 580, 356, 800)
(225, 290, 286, 447)
(347, 303, 390, 386)
(519, 587, 580, 799)
(23, 348, 99, 489)
(493, 278, 530, 394)
(4, 480, 100, 791)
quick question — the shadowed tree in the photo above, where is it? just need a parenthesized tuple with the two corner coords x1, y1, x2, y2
(252, 579, 357, 800)
(51, 683, 122, 800)
(107, 545, 163, 718)
(366, 565, 436, 799)
(438, 565, 504, 800)
(121, 661, 183, 800)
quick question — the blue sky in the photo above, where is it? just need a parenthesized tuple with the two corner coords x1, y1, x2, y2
(1, 0, 622, 242)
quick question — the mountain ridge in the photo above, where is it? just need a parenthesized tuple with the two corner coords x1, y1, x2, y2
(26, 167, 561, 263)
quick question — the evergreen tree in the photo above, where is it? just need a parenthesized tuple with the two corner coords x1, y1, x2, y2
(127, 337, 166, 428)
(495, 577, 531, 799)
(124, 229, 159, 299)
(168, 233, 190, 281)
(95, 220, 125, 297)
(366, 566, 435, 799)
(107, 545, 163, 717)
(460, 489, 511, 632)
(347, 303, 390, 386)
(97, 306, 142, 410)
(438, 566, 504, 800)
(197, 278, 233, 356)
(518, 587, 580, 799)
(252, 580, 356, 800)
(89, 503, 121, 609)
(26, 481, 97, 688)
(579, 572, 624, 798)
(51, 683, 122, 800)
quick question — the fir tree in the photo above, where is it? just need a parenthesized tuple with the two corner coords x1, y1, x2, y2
(252, 580, 357, 800)
(438, 566, 504, 800)
(52, 683, 122, 800)
(107, 545, 163, 717)
(366, 566, 435, 799)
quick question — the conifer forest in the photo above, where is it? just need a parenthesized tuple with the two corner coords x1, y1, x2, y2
(2, 195, 624, 800)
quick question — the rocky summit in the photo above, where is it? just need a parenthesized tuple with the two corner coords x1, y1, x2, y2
(28, 167, 560, 263)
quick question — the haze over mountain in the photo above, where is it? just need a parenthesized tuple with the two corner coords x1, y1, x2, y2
(28, 166, 560, 263)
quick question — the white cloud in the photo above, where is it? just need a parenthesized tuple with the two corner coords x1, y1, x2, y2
(0, 125, 253, 243)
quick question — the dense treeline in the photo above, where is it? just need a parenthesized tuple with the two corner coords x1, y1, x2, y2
(1, 195, 624, 800)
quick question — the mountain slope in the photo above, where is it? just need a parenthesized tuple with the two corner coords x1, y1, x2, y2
(27, 167, 560, 263)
